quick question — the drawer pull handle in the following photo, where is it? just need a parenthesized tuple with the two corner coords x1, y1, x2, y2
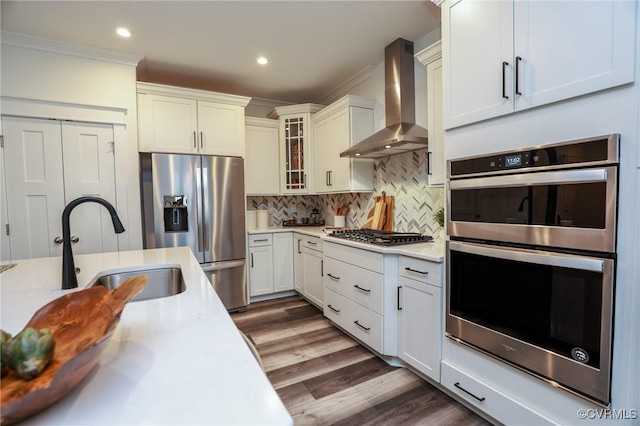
(397, 286, 402, 310)
(454, 382, 486, 402)
(307, 241, 317, 245)
(254, 239, 269, 242)
(327, 304, 340, 313)
(327, 273, 340, 280)
(354, 321, 370, 332)
(354, 284, 371, 293)
(405, 267, 428, 275)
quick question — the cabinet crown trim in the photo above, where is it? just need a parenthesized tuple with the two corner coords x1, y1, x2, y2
(312, 95, 377, 122)
(136, 82, 251, 107)
(245, 116, 279, 128)
(415, 40, 442, 66)
(273, 103, 325, 118)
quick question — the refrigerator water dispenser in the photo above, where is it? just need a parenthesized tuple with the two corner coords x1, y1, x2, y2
(163, 195, 188, 232)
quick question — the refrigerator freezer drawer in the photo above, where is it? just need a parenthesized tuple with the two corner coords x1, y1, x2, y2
(202, 260, 247, 312)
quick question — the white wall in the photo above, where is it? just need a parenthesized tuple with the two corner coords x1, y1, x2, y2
(0, 34, 143, 252)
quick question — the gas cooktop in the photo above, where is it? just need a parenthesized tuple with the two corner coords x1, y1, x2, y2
(327, 229, 432, 246)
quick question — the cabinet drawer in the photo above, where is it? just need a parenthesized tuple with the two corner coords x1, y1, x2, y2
(399, 256, 442, 287)
(302, 235, 323, 252)
(249, 234, 272, 247)
(441, 362, 553, 425)
(323, 257, 383, 314)
(324, 288, 383, 353)
(324, 241, 383, 273)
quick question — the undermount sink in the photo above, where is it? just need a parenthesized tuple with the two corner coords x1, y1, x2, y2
(90, 267, 186, 301)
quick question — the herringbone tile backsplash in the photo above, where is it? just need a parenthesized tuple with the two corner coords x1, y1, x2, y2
(247, 149, 444, 236)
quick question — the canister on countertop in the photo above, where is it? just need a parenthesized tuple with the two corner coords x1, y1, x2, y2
(256, 210, 269, 229)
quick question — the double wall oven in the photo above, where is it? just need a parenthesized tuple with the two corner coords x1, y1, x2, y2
(446, 134, 619, 405)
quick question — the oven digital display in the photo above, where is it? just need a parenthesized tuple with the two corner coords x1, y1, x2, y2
(505, 154, 522, 167)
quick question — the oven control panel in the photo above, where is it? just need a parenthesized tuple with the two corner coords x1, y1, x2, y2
(450, 134, 618, 177)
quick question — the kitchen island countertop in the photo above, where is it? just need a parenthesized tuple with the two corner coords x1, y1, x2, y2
(0, 247, 292, 425)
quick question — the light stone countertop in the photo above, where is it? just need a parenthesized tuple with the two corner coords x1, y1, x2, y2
(0, 247, 293, 425)
(248, 226, 445, 262)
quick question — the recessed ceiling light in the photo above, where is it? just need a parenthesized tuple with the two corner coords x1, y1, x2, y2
(384, 145, 392, 149)
(257, 56, 268, 65)
(116, 27, 131, 38)
(355, 153, 361, 156)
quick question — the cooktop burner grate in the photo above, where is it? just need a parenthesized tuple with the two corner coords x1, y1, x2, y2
(327, 229, 432, 246)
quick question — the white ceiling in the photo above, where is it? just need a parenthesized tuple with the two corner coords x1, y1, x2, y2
(0, 1, 441, 104)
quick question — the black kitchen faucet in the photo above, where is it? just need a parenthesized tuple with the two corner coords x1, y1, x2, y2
(61, 196, 125, 290)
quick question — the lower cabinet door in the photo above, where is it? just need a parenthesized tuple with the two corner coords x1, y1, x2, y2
(273, 233, 294, 292)
(249, 245, 273, 296)
(398, 276, 442, 382)
(302, 248, 323, 307)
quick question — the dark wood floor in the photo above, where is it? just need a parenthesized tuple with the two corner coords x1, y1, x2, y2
(232, 295, 493, 426)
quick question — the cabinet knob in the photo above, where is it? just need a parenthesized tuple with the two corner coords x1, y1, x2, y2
(54, 236, 63, 244)
(71, 236, 79, 244)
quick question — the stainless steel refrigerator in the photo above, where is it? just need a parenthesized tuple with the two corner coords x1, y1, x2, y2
(140, 153, 247, 312)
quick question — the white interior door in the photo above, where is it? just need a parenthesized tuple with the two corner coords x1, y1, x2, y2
(2, 116, 65, 260)
(61, 122, 118, 255)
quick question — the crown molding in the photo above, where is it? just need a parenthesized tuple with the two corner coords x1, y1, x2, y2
(136, 82, 251, 107)
(315, 65, 375, 105)
(1, 31, 142, 66)
(415, 40, 442, 66)
(431, 0, 446, 6)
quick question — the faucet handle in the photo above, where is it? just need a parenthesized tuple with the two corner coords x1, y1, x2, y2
(71, 236, 79, 244)
(54, 236, 63, 244)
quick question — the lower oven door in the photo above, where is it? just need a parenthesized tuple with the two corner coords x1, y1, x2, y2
(446, 240, 614, 404)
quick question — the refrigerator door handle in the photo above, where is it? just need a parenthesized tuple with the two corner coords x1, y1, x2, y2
(201, 259, 245, 272)
(196, 165, 204, 253)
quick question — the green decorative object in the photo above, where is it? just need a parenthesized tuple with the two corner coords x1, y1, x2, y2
(434, 207, 445, 228)
(2, 327, 55, 380)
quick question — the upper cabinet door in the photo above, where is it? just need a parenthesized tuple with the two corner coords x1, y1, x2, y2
(513, 1, 636, 112)
(138, 93, 198, 154)
(197, 101, 244, 157)
(443, 0, 636, 130)
(443, 0, 514, 129)
(245, 119, 280, 195)
(2, 117, 65, 260)
(61, 122, 118, 256)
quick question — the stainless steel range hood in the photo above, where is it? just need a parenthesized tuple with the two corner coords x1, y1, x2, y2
(340, 38, 428, 159)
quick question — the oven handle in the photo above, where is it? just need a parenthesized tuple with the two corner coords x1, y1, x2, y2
(449, 167, 610, 190)
(449, 240, 606, 272)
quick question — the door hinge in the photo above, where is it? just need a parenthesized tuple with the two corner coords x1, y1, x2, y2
(5, 224, 9, 236)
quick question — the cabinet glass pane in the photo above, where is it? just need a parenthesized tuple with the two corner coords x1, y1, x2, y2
(284, 117, 306, 190)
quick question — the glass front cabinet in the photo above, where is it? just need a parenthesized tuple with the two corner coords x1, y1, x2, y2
(274, 104, 324, 194)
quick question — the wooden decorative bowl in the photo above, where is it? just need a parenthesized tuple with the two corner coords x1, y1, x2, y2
(0, 275, 147, 425)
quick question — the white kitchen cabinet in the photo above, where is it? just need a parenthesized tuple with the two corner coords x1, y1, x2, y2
(274, 104, 324, 194)
(301, 235, 324, 307)
(323, 241, 398, 355)
(248, 235, 274, 297)
(2, 116, 119, 260)
(416, 42, 445, 187)
(137, 82, 250, 156)
(273, 233, 294, 293)
(312, 95, 376, 193)
(442, 0, 636, 129)
(397, 256, 443, 382)
(248, 232, 293, 297)
(293, 233, 304, 293)
(245, 117, 280, 195)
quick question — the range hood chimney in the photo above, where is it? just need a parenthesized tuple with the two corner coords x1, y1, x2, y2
(340, 38, 428, 159)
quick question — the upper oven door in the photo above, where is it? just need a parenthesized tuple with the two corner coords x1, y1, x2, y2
(447, 166, 617, 253)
